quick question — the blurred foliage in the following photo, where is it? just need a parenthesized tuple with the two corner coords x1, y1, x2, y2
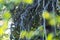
(20, 26, 44, 39)
(0, 0, 34, 10)
(0, 0, 60, 40)
(0, 34, 10, 40)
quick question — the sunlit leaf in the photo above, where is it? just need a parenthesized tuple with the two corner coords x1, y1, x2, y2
(49, 19, 55, 26)
(56, 16, 60, 23)
(39, 26, 44, 31)
(0, 0, 4, 4)
(0, 28, 4, 36)
(2, 21, 8, 30)
(47, 33, 54, 40)
(14, 0, 21, 5)
(42, 11, 50, 19)
(0, 20, 8, 37)
(26, 31, 34, 39)
(23, 0, 34, 4)
(20, 30, 27, 38)
(3, 11, 11, 20)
